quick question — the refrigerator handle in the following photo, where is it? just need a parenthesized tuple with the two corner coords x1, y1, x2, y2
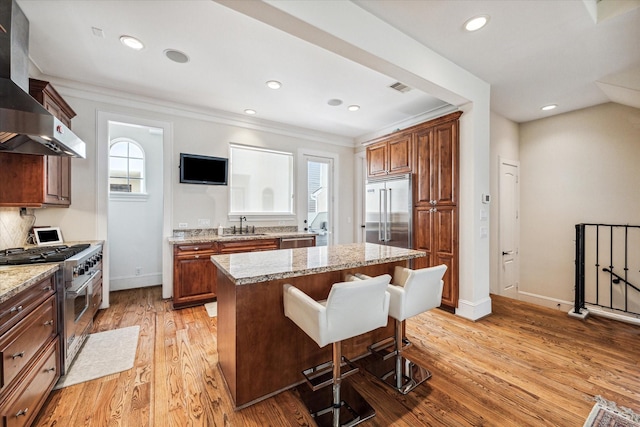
(382, 189, 388, 242)
(378, 189, 384, 242)
(387, 188, 392, 241)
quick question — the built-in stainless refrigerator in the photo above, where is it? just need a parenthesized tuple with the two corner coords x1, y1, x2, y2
(365, 174, 412, 248)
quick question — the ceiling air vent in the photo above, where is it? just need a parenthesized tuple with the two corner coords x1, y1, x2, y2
(389, 82, 412, 93)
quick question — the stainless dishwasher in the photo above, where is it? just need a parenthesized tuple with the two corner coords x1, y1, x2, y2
(280, 236, 316, 249)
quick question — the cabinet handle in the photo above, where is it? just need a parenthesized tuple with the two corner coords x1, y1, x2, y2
(15, 408, 28, 417)
(194, 255, 200, 259)
(43, 286, 52, 291)
(10, 305, 23, 313)
(45, 367, 56, 373)
(194, 247, 199, 251)
(44, 319, 54, 326)
(11, 351, 25, 359)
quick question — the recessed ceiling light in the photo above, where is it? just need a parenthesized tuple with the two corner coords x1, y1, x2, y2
(266, 80, 282, 89)
(541, 104, 558, 111)
(120, 35, 144, 50)
(464, 15, 489, 32)
(164, 49, 189, 64)
(348, 105, 360, 112)
(244, 109, 256, 115)
(327, 99, 343, 106)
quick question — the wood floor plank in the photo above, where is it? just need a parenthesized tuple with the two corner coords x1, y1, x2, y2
(32, 289, 640, 427)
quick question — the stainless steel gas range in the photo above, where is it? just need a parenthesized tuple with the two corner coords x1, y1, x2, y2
(0, 242, 103, 374)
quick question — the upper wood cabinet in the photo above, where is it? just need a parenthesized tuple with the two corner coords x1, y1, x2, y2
(30, 79, 76, 207)
(366, 133, 412, 177)
(414, 114, 461, 207)
(0, 80, 75, 207)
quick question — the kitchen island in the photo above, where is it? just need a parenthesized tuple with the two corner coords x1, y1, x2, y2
(210, 242, 425, 408)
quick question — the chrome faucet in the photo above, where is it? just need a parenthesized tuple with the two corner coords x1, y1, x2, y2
(239, 216, 247, 234)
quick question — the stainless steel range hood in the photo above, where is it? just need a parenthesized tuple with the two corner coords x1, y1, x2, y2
(0, 0, 86, 158)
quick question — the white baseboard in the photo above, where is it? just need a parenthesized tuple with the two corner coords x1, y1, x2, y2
(456, 296, 492, 321)
(110, 273, 162, 291)
(517, 291, 574, 312)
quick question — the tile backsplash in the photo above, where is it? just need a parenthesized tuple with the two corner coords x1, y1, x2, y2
(0, 208, 36, 249)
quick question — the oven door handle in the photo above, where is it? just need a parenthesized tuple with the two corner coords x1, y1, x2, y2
(67, 271, 98, 296)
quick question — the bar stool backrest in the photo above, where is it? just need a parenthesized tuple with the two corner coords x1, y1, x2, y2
(391, 265, 446, 320)
(325, 274, 391, 344)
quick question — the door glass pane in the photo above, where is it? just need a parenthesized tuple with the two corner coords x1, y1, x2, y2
(307, 160, 329, 246)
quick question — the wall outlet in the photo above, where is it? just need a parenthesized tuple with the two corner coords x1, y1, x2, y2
(198, 218, 211, 227)
(178, 223, 188, 228)
(135, 267, 141, 276)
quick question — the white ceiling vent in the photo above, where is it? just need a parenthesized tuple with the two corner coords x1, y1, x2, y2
(389, 82, 412, 93)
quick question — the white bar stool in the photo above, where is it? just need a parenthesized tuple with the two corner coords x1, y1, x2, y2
(356, 265, 446, 394)
(283, 274, 391, 427)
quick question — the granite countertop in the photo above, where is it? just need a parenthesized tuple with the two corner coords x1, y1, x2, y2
(0, 264, 59, 304)
(211, 242, 425, 285)
(168, 231, 317, 245)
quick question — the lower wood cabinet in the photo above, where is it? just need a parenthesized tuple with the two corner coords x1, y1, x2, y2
(0, 273, 60, 427)
(413, 205, 459, 308)
(172, 237, 300, 309)
(173, 243, 218, 309)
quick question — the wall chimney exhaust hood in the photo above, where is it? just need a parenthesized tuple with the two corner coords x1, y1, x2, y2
(0, 0, 86, 158)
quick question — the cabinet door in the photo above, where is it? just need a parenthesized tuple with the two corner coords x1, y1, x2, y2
(366, 143, 387, 177)
(432, 206, 458, 307)
(414, 119, 459, 207)
(432, 120, 458, 206)
(173, 254, 217, 308)
(412, 206, 458, 308)
(387, 134, 412, 175)
(414, 127, 433, 205)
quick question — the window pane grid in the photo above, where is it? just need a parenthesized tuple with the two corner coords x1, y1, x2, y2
(109, 140, 145, 193)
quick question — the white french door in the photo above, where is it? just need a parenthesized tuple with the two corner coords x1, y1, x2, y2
(303, 155, 334, 246)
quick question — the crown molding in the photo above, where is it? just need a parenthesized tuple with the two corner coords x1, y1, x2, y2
(35, 74, 356, 148)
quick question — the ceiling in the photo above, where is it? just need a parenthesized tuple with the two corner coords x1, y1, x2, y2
(15, 0, 640, 141)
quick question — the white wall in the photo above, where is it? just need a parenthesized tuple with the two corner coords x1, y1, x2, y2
(519, 102, 640, 307)
(489, 112, 520, 293)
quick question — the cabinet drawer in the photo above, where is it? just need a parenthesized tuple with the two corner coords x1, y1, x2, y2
(0, 296, 56, 394)
(218, 239, 279, 253)
(279, 237, 316, 249)
(174, 243, 217, 254)
(0, 275, 55, 337)
(0, 339, 59, 427)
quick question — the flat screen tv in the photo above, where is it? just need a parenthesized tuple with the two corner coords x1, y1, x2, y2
(179, 153, 228, 185)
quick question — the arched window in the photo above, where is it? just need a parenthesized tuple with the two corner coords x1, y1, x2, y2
(109, 139, 146, 194)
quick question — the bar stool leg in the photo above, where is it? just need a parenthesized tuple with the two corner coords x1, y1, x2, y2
(363, 319, 432, 395)
(332, 342, 341, 427)
(297, 341, 376, 427)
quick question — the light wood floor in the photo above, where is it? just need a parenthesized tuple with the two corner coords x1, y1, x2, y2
(33, 287, 640, 426)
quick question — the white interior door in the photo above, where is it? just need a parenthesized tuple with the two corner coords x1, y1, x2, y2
(499, 158, 520, 298)
(304, 155, 333, 246)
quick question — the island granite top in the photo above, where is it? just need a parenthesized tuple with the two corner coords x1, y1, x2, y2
(210, 242, 425, 285)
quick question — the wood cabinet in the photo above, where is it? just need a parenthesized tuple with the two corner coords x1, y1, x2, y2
(0, 79, 75, 207)
(412, 112, 462, 308)
(173, 243, 219, 309)
(413, 205, 459, 307)
(172, 237, 287, 309)
(0, 273, 60, 427)
(366, 133, 412, 177)
(30, 79, 75, 207)
(364, 111, 461, 308)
